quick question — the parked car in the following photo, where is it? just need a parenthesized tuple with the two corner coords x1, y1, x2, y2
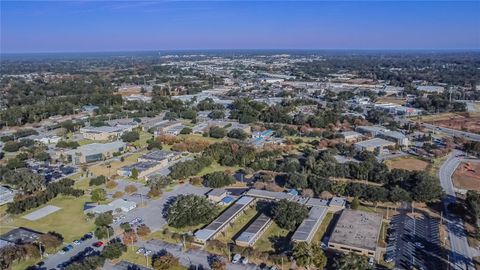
(232, 254, 242, 264)
(92, 241, 104, 247)
(240, 257, 248, 264)
(73, 240, 81, 245)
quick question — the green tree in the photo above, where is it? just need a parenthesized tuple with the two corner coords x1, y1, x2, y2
(91, 188, 107, 202)
(95, 212, 113, 227)
(167, 194, 218, 228)
(271, 199, 309, 231)
(334, 252, 369, 270)
(89, 175, 106, 186)
(121, 131, 140, 142)
(180, 127, 192, 135)
(351, 197, 360, 210)
(208, 110, 225, 120)
(94, 226, 113, 240)
(209, 126, 227, 138)
(203, 171, 235, 188)
(2, 169, 44, 193)
(101, 242, 126, 259)
(130, 168, 139, 179)
(227, 128, 248, 140)
(292, 242, 327, 269)
(152, 251, 181, 270)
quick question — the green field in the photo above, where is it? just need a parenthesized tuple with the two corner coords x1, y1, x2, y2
(196, 161, 241, 177)
(7, 195, 95, 243)
(216, 206, 258, 242)
(312, 212, 334, 244)
(254, 222, 290, 252)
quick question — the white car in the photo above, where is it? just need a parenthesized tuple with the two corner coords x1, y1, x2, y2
(144, 249, 152, 256)
(232, 254, 241, 264)
(136, 248, 145, 255)
(73, 240, 81, 246)
(240, 257, 248, 264)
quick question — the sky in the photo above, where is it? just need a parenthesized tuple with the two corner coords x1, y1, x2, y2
(1, 0, 479, 53)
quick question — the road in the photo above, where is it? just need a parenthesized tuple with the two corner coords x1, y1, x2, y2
(42, 236, 101, 269)
(422, 123, 480, 142)
(439, 150, 474, 270)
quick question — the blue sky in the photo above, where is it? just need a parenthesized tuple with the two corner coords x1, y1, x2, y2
(1, 1, 479, 53)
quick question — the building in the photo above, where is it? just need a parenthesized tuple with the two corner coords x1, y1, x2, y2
(151, 121, 184, 136)
(80, 125, 133, 141)
(354, 138, 396, 152)
(245, 189, 295, 201)
(235, 213, 272, 247)
(194, 196, 254, 244)
(138, 150, 181, 164)
(416, 85, 445, 93)
(356, 126, 409, 146)
(328, 197, 347, 212)
(84, 199, 137, 214)
(0, 186, 15, 205)
(328, 209, 382, 259)
(65, 141, 126, 165)
(340, 131, 363, 143)
(0, 227, 43, 245)
(207, 189, 228, 203)
(117, 161, 166, 179)
(291, 206, 328, 243)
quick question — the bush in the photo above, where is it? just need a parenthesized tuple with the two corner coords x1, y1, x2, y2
(209, 127, 227, 138)
(180, 127, 192, 135)
(124, 184, 138, 194)
(91, 188, 107, 202)
(227, 128, 248, 140)
(106, 180, 118, 189)
(113, 191, 124, 198)
(203, 171, 235, 188)
(121, 131, 140, 142)
(89, 175, 107, 186)
(56, 140, 80, 149)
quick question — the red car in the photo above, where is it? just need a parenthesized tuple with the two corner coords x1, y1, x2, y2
(92, 241, 104, 247)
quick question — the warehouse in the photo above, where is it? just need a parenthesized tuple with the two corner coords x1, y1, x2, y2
(328, 209, 382, 259)
(65, 141, 126, 165)
(194, 196, 254, 244)
(291, 206, 328, 243)
(354, 138, 396, 152)
(235, 213, 272, 247)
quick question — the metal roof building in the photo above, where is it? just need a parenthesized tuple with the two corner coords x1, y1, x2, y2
(291, 206, 328, 243)
(194, 196, 254, 244)
(235, 213, 272, 247)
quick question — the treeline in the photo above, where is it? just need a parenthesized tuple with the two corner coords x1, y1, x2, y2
(6, 178, 84, 214)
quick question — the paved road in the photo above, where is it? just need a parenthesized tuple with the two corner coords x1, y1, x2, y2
(439, 150, 474, 270)
(422, 123, 480, 142)
(42, 236, 101, 269)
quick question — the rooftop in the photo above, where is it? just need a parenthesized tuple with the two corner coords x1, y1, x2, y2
(67, 141, 126, 156)
(235, 213, 272, 245)
(139, 150, 179, 162)
(0, 227, 43, 244)
(291, 206, 328, 242)
(207, 188, 228, 197)
(354, 138, 396, 148)
(245, 189, 294, 201)
(329, 209, 382, 251)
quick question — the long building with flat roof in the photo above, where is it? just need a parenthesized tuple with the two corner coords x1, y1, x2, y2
(328, 209, 382, 259)
(64, 141, 126, 165)
(291, 206, 328, 243)
(235, 213, 272, 247)
(245, 189, 294, 201)
(194, 196, 254, 244)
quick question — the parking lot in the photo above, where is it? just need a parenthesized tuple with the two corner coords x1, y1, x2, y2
(112, 184, 211, 232)
(386, 208, 443, 270)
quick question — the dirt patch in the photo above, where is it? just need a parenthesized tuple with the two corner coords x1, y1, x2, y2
(453, 161, 480, 191)
(425, 113, 480, 134)
(386, 157, 430, 171)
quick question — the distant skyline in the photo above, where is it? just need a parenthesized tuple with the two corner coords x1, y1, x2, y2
(1, 1, 479, 53)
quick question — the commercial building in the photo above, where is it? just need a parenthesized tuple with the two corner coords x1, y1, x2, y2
(354, 138, 396, 152)
(356, 126, 409, 146)
(65, 141, 126, 165)
(235, 213, 272, 247)
(151, 121, 184, 136)
(117, 161, 166, 179)
(328, 209, 382, 259)
(207, 189, 228, 203)
(291, 206, 328, 243)
(194, 196, 254, 244)
(138, 150, 181, 164)
(80, 125, 133, 141)
(84, 199, 137, 214)
(245, 189, 295, 201)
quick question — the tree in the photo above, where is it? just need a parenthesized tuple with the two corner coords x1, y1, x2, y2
(203, 171, 235, 188)
(152, 251, 181, 270)
(123, 230, 138, 246)
(121, 131, 140, 142)
(130, 168, 139, 179)
(209, 126, 227, 138)
(38, 232, 63, 253)
(113, 191, 124, 198)
(334, 252, 369, 270)
(292, 242, 327, 269)
(227, 128, 248, 140)
(106, 180, 118, 189)
(412, 173, 443, 202)
(2, 169, 44, 193)
(91, 188, 107, 202)
(180, 127, 192, 135)
(136, 224, 151, 237)
(271, 199, 309, 231)
(210, 256, 226, 270)
(124, 184, 138, 194)
(351, 197, 360, 210)
(389, 186, 411, 202)
(95, 212, 113, 227)
(208, 110, 225, 120)
(94, 226, 113, 240)
(102, 242, 126, 259)
(89, 175, 106, 186)
(167, 194, 218, 228)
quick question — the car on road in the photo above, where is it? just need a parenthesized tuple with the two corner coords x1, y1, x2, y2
(232, 253, 241, 264)
(92, 241, 104, 247)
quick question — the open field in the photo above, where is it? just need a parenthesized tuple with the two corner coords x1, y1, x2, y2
(254, 222, 290, 252)
(376, 97, 406, 105)
(386, 157, 430, 172)
(5, 195, 95, 243)
(196, 161, 241, 177)
(453, 161, 480, 191)
(418, 112, 480, 134)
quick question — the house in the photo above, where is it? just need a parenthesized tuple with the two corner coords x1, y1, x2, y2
(207, 189, 228, 203)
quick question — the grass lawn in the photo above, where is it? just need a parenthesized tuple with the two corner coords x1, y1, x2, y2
(312, 212, 334, 244)
(89, 151, 146, 178)
(254, 222, 290, 253)
(196, 161, 241, 177)
(132, 130, 154, 149)
(216, 206, 258, 242)
(178, 134, 223, 143)
(77, 139, 95, 146)
(385, 157, 429, 172)
(119, 248, 188, 270)
(8, 195, 95, 243)
(12, 258, 38, 270)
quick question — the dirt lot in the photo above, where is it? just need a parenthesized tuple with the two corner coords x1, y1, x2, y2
(453, 161, 480, 191)
(386, 157, 430, 171)
(423, 113, 480, 134)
